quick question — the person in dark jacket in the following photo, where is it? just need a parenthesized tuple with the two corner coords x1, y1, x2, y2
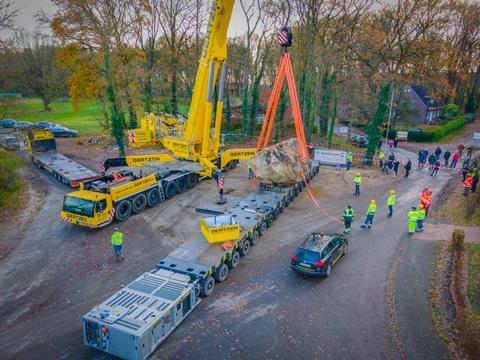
(428, 154, 436, 170)
(471, 171, 479, 193)
(394, 137, 398, 149)
(443, 149, 451, 166)
(435, 146, 442, 160)
(393, 159, 400, 177)
(431, 160, 440, 176)
(404, 159, 412, 178)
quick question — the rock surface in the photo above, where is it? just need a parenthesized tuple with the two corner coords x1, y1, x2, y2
(252, 138, 308, 184)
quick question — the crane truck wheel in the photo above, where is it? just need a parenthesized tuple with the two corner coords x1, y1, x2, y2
(250, 230, 259, 245)
(186, 173, 198, 188)
(258, 221, 267, 236)
(164, 182, 177, 199)
(239, 240, 251, 256)
(115, 200, 132, 221)
(200, 276, 215, 297)
(132, 194, 147, 214)
(147, 188, 160, 207)
(214, 263, 229, 282)
(227, 251, 240, 268)
(266, 213, 274, 227)
(176, 176, 187, 194)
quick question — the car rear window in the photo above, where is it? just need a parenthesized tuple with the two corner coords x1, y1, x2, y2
(295, 248, 320, 262)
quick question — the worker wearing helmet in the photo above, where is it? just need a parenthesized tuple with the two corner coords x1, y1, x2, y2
(387, 190, 396, 218)
(342, 204, 355, 234)
(361, 199, 377, 229)
(354, 172, 362, 196)
(417, 204, 426, 232)
(408, 207, 418, 235)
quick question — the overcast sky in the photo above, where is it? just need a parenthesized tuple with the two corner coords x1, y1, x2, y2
(9, 0, 251, 36)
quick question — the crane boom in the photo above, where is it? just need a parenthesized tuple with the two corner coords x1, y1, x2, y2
(128, 0, 256, 177)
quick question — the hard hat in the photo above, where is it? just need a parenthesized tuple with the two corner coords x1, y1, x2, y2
(347, 204, 352, 208)
(114, 227, 119, 231)
(390, 190, 395, 195)
(370, 199, 375, 204)
(411, 206, 417, 210)
(356, 172, 360, 176)
(419, 204, 424, 209)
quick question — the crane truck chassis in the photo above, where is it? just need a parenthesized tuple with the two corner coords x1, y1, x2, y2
(81, 163, 319, 359)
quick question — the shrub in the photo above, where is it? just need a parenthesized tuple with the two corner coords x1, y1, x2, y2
(383, 129, 397, 140)
(442, 103, 460, 119)
(407, 115, 465, 142)
(465, 113, 476, 124)
(407, 130, 434, 142)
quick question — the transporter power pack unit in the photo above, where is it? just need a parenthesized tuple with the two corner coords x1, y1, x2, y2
(81, 269, 199, 360)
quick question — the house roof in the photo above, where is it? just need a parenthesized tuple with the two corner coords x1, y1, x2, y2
(410, 85, 442, 108)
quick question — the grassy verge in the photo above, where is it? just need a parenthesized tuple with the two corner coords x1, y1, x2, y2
(1, 98, 190, 137)
(434, 184, 480, 226)
(467, 243, 480, 315)
(0, 150, 26, 212)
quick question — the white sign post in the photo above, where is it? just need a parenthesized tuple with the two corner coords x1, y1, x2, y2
(314, 149, 347, 166)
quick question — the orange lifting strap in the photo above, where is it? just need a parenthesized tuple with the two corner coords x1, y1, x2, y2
(256, 29, 309, 161)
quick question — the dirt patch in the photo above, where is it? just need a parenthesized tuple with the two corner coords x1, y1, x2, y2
(430, 241, 463, 358)
(0, 167, 48, 261)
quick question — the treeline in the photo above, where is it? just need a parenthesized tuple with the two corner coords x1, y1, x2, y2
(0, 0, 479, 154)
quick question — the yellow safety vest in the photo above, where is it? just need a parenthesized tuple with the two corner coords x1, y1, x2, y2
(367, 204, 377, 214)
(354, 176, 362, 184)
(408, 211, 418, 222)
(111, 231, 123, 246)
(387, 195, 396, 206)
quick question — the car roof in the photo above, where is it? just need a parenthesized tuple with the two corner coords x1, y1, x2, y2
(299, 233, 335, 253)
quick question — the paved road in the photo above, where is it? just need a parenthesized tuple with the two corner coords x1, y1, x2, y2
(155, 150, 451, 359)
(0, 147, 452, 359)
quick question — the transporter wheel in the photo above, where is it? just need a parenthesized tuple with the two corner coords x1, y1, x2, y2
(273, 207, 280, 220)
(231, 160, 239, 169)
(266, 213, 274, 228)
(132, 193, 147, 214)
(186, 173, 198, 188)
(294, 186, 299, 197)
(200, 276, 215, 297)
(227, 251, 240, 269)
(176, 176, 187, 194)
(164, 181, 177, 199)
(239, 240, 251, 256)
(214, 263, 229, 282)
(258, 221, 267, 236)
(115, 200, 132, 221)
(147, 188, 161, 207)
(250, 230, 259, 245)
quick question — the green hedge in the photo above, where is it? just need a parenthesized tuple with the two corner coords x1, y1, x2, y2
(407, 115, 465, 142)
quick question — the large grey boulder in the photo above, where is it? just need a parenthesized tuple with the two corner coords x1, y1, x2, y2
(252, 138, 308, 184)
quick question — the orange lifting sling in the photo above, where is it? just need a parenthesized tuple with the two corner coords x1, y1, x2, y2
(256, 27, 309, 161)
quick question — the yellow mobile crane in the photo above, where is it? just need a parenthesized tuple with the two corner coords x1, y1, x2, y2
(128, 0, 255, 177)
(60, 0, 257, 228)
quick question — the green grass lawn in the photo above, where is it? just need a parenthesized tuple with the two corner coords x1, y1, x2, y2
(1, 98, 191, 136)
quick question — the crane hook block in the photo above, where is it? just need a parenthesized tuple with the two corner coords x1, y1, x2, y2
(279, 27, 293, 48)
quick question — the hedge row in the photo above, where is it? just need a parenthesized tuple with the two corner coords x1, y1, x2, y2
(407, 115, 466, 142)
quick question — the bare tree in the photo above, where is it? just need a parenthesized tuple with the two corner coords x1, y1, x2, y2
(156, 0, 197, 114)
(0, 0, 18, 47)
(15, 31, 67, 111)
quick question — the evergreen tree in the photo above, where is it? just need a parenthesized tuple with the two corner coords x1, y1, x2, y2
(327, 73, 337, 148)
(366, 83, 391, 162)
(318, 67, 331, 136)
(103, 49, 125, 156)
